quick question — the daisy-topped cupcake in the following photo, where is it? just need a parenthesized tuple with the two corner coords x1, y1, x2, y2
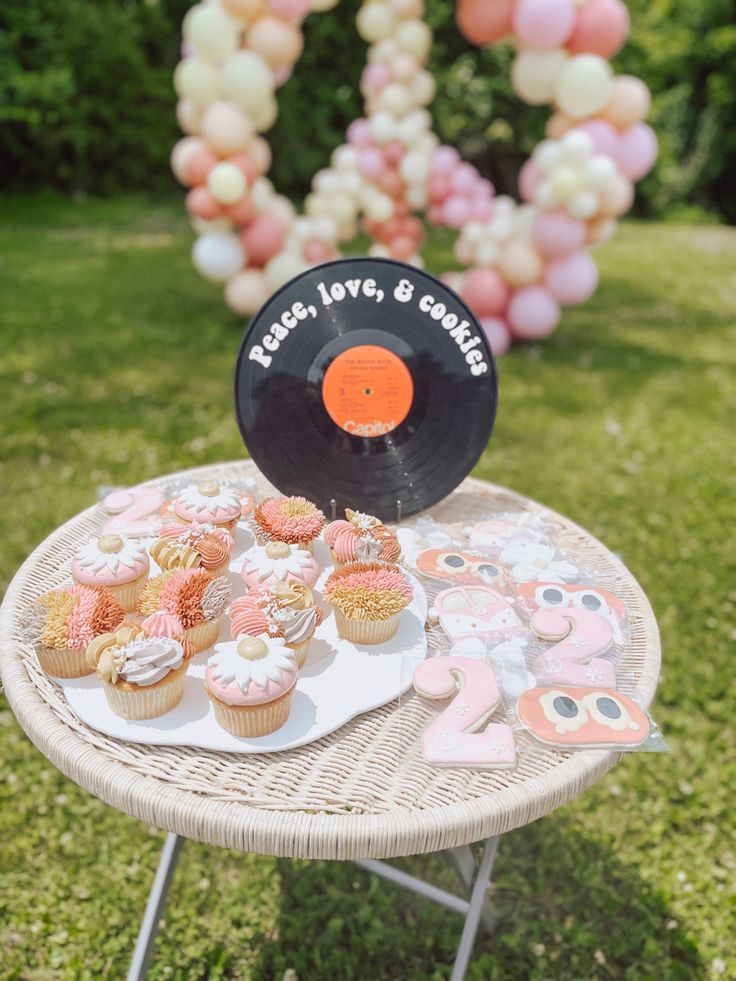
(138, 568, 231, 653)
(230, 581, 324, 667)
(324, 509, 401, 568)
(71, 534, 149, 611)
(172, 481, 242, 531)
(253, 496, 325, 550)
(324, 562, 413, 645)
(241, 541, 319, 589)
(152, 520, 234, 576)
(206, 633, 297, 737)
(21, 585, 125, 678)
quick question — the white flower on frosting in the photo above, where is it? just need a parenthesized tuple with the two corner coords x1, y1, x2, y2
(76, 536, 146, 573)
(177, 484, 240, 516)
(208, 633, 295, 691)
(244, 544, 313, 582)
(499, 541, 579, 583)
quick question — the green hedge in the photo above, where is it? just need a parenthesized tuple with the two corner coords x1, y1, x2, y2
(1, 0, 734, 220)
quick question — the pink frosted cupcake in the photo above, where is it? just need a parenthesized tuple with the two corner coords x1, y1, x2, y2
(21, 585, 125, 678)
(253, 496, 325, 550)
(140, 610, 194, 660)
(71, 534, 150, 612)
(206, 633, 297, 737)
(230, 582, 324, 668)
(324, 562, 413, 645)
(152, 520, 234, 576)
(324, 509, 401, 568)
(240, 541, 319, 589)
(137, 568, 231, 653)
(172, 481, 242, 531)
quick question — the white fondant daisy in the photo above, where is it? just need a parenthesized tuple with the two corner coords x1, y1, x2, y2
(499, 541, 579, 583)
(76, 536, 147, 573)
(178, 484, 240, 516)
(208, 634, 295, 691)
(243, 543, 313, 582)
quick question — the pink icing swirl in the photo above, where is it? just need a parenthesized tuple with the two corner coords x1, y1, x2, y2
(324, 519, 352, 548)
(66, 585, 100, 650)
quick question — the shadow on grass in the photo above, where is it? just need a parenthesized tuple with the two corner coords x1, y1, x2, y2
(237, 816, 704, 981)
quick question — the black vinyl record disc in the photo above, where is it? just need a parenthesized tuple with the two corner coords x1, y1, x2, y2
(234, 258, 497, 519)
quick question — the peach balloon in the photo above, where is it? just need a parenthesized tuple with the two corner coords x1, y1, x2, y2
(176, 99, 202, 136)
(587, 216, 617, 245)
(228, 153, 260, 183)
(248, 137, 273, 174)
(240, 214, 285, 267)
(171, 137, 204, 186)
(567, 0, 629, 58)
(601, 76, 651, 129)
(186, 186, 223, 220)
(389, 235, 417, 261)
(226, 195, 256, 224)
(546, 113, 575, 139)
(222, 0, 265, 18)
(498, 241, 544, 287)
(462, 267, 510, 317)
(598, 175, 634, 217)
(457, 0, 514, 46)
(246, 17, 303, 69)
(201, 102, 253, 155)
(304, 240, 333, 263)
(224, 269, 269, 315)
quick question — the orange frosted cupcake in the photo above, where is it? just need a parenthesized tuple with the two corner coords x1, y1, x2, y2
(230, 581, 324, 668)
(21, 585, 125, 678)
(253, 496, 326, 550)
(137, 568, 231, 653)
(324, 509, 401, 568)
(151, 520, 234, 576)
(323, 562, 413, 645)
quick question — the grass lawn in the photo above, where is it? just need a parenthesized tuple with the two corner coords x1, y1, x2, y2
(0, 193, 734, 980)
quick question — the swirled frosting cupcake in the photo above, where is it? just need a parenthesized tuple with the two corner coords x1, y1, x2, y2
(324, 562, 413, 645)
(230, 581, 324, 668)
(71, 534, 149, 611)
(324, 509, 401, 568)
(21, 584, 125, 678)
(137, 568, 231, 653)
(172, 481, 242, 531)
(253, 496, 325, 550)
(240, 541, 319, 589)
(152, 520, 234, 575)
(86, 624, 186, 719)
(206, 634, 297, 737)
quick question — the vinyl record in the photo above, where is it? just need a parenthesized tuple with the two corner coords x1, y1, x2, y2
(234, 258, 497, 519)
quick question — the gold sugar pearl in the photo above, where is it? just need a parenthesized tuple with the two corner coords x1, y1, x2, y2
(237, 637, 268, 661)
(197, 481, 220, 497)
(97, 534, 124, 554)
(265, 541, 291, 559)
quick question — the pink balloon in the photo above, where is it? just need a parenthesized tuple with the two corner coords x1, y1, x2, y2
(226, 195, 256, 225)
(383, 141, 405, 166)
(347, 119, 372, 147)
(443, 195, 471, 228)
(567, 0, 629, 58)
(273, 65, 293, 87)
(615, 123, 658, 180)
(518, 159, 544, 202)
(229, 153, 260, 183)
(507, 287, 561, 339)
(186, 187, 222, 220)
(358, 147, 385, 179)
(462, 267, 510, 317)
(532, 210, 587, 258)
(241, 214, 285, 267)
(428, 173, 452, 202)
(578, 120, 619, 158)
(450, 162, 479, 194)
(427, 204, 445, 225)
(457, 0, 515, 46)
(431, 146, 461, 175)
(186, 147, 218, 186)
(471, 197, 494, 221)
(269, 0, 311, 16)
(512, 0, 576, 49)
(304, 240, 332, 264)
(545, 251, 599, 305)
(480, 317, 513, 356)
(362, 62, 391, 91)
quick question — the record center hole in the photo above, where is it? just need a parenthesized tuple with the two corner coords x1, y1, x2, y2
(363, 387, 373, 396)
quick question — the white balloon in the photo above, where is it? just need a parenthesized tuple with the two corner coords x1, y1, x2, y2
(550, 166, 580, 202)
(370, 111, 396, 144)
(405, 184, 427, 209)
(555, 55, 613, 118)
(314, 169, 341, 194)
(310, 0, 339, 9)
(585, 155, 617, 190)
(331, 145, 358, 172)
(253, 94, 278, 132)
(176, 99, 202, 136)
(533, 139, 562, 174)
(560, 129, 593, 162)
(369, 243, 391, 258)
(192, 232, 245, 282)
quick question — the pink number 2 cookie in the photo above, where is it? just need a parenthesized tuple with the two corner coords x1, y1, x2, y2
(413, 656, 516, 769)
(102, 485, 164, 537)
(532, 606, 617, 689)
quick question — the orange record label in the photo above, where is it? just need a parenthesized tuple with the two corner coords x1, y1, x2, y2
(322, 344, 414, 438)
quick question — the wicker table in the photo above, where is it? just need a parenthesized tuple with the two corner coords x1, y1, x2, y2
(0, 461, 661, 980)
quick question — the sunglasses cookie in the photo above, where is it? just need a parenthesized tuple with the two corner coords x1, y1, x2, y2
(517, 686, 650, 749)
(415, 548, 511, 592)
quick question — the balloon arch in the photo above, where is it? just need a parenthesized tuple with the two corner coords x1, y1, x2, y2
(171, 0, 656, 355)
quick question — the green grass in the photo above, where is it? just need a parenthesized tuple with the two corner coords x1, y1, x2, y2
(1, 192, 734, 980)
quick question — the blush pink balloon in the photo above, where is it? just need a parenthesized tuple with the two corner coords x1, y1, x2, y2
(363, 62, 392, 91)
(383, 141, 405, 166)
(457, 0, 515, 46)
(615, 123, 658, 180)
(186, 187, 222, 220)
(480, 317, 513, 356)
(518, 159, 544, 202)
(226, 195, 256, 225)
(347, 118, 373, 147)
(428, 173, 452, 202)
(229, 154, 260, 183)
(358, 147, 386, 179)
(268, 0, 311, 16)
(512, 0, 576, 49)
(507, 287, 561, 339)
(304, 240, 332, 264)
(545, 251, 599, 305)
(428, 204, 445, 224)
(462, 267, 510, 317)
(431, 146, 461, 175)
(567, 0, 629, 58)
(241, 214, 285, 267)
(443, 196, 471, 227)
(471, 197, 494, 221)
(273, 65, 293, 87)
(186, 147, 218, 186)
(450, 162, 479, 194)
(532, 210, 587, 258)
(578, 120, 620, 158)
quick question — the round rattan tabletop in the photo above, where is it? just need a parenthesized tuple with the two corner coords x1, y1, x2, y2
(0, 460, 660, 861)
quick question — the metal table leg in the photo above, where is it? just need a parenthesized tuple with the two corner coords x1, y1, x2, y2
(127, 833, 184, 981)
(446, 842, 498, 935)
(450, 837, 499, 981)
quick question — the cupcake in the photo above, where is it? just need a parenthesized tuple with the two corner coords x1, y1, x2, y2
(21, 584, 125, 678)
(323, 562, 413, 645)
(230, 581, 324, 668)
(86, 625, 186, 720)
(172, 481, 242, 531)
(206, 633, 297, 737)
(324, 509, 401, 569)
(137, 568, 231, 653)
(152, 520, 234, 576)
(253, 496, 326, 550)
(140, 610, 194, 659)
(71, 534, 150, 612)
(240, 541, 319, 589)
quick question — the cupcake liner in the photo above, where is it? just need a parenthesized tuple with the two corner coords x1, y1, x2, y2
(102, 664, 187, 720)
(287, 636, 312, 669)
(186, 619, 219, 653)
(106, 574, 146, 613)
(36, 645, 93, 679)
(333, 609, 402, 645)
(207, 687, 294, 737)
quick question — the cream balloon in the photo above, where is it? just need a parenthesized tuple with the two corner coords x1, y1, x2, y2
(264, 252, 308, 291)
(222, 0, 265, 18)
(246, 17, 303, 70)
(200, 101, 253, 154)
(512, 48, 569, 105)
(207, 162, 247, 204)
(171, 137, 204, 185)
(498, 241, 544, 286)
(176, 99, 202, 135)
(224, 269, 269, 314)
(567, 190, 600, 220)
(555, 55, 613, 118)
(173, 58, 221, 107)
(601, 76, 651, 128)
(184, 5, 239, 61)
(357, 3, 396, 42)
(220, 51, 274, 115)
(310, 0, 339, 9)
(395, 20, 432, 59)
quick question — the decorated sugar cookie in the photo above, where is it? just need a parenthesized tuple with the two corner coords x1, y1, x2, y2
(517, 686, 650, 749)
(102, 485, 164, 538)
(498, 539, 580, 584)
(464, 518, 546, 557)
(518, 581, 628, 644)
(532, 606, 617, 689)
(429, 584, 524, 646)
(415, 547, 510, 592)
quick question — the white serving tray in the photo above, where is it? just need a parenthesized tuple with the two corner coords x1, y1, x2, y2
(56, 529, 428, 753)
